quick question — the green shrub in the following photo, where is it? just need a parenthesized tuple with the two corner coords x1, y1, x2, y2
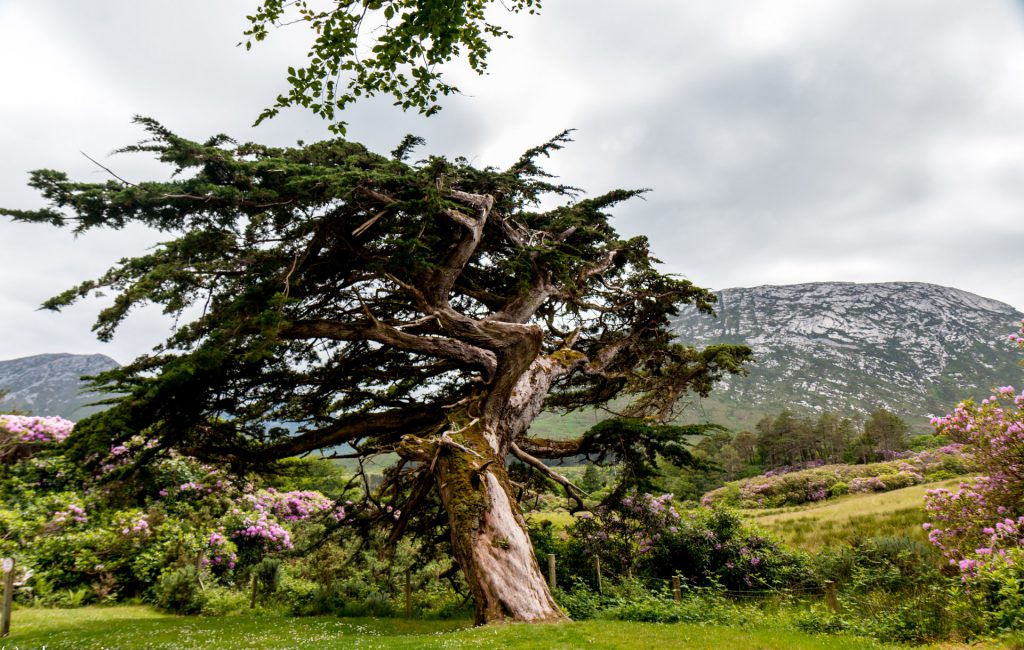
(200, 585, 248, 616)
(807, 536, 964, 643)
(645, 508, 814, 592)
(554, 580, 607, 620)
(828, 481, 849, 497)
(286, 584, 343, 617)
(250, 557, 281, 604)
(153, 566, 205, 615)
(279, 574, 322, 616)
(602, 587, 753, 626)
(792, 602, 851, 635)
(969, 548, 1024, 633)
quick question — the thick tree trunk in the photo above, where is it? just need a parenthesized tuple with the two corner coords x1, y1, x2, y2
(433, 422, 566, 625)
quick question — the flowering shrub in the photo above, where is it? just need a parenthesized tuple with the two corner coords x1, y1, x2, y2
(53, 503, 88, 525)
(249, 488, 343, 522)
(570, 493, 681, 575)
(0, 415, 74, 462)
(0, 418, 364, 606)
(0, 415, 74, 444)
(563, 494, 810, 591)
(702, 446, 969, 508)
(924, 377, 1024, 575)
(646, 508, 812, 591)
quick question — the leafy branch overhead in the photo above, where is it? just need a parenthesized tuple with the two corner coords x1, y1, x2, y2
(245, 0, 542, 133)
(2, 118, 750, 622)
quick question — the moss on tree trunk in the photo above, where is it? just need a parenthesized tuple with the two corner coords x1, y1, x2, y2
(434, 421, 565, 624)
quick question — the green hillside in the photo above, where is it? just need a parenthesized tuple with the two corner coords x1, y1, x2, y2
(746, 478, 962, 550)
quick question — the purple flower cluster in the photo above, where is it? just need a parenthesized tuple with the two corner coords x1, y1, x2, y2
(120, 514, 150, 536)
(702, 447, 966, 508)
(53, 503, 88, 525)
(204, 531, 237, 569)
(0, 415, 74, 443)
(251, 488, 340, 521)
(202, 553, 238, 570)
(924, 324, 1024, 577)
(232, 512, 294, 551)
(572, 493, 681, 566)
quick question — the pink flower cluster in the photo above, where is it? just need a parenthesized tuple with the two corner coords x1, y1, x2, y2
(925, 325, 1024, 576)
(100, 444, 135, 473)
(202, 553, 238, 570)
(251, 488, 340, 521)
(53, 503, 88, 525)
(204, 531, 237, 569)
(702, 447, 961, 508)
(232, 512, 294, 551)
(0, 415, 74, 443)
(576, 493, 681, 561)
(120, 514, 150, 536)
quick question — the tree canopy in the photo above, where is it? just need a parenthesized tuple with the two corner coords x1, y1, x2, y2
(245, 0, 542, 132)
(2, 118, 749, 622)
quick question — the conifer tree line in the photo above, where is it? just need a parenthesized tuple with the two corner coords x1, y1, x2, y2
(698, 408, 916, 478)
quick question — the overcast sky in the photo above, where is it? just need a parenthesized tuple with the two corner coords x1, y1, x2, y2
(2, 1, 1024, 364)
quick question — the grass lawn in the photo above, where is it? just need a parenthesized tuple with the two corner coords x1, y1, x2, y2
(745, 478, 963, 550)
(0, 605, 968, 650)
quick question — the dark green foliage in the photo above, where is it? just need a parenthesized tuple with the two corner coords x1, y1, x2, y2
(574, 418, 720, 499)
(2, 119, 745, 477)
(535, 502, 811, 594)
(812, 536, 941, 594)
(862, 409, 911, 456)
(755, 408, 911, 469)
(154, 566, 205, 615)
(251, 557, 282, 603)
(579, 464, 603, 493)
(647, 509, 814, 593)
(245, 0, 543, 133)
(799, 536, 962, 643)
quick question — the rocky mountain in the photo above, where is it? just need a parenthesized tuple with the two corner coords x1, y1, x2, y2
(0, 353, 120, 420)
(671, 282, 1024, 433)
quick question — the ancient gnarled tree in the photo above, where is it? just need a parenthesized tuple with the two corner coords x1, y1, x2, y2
(2, 119, 750, 623)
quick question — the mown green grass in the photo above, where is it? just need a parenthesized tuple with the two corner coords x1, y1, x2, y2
(2, 605, 958, 649)
(746, 478, 964, 550)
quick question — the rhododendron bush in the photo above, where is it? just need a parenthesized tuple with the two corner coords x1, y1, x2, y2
(701, 446, 970, 509)
(924, 325, 1024, 576)
(0, 415, 74, 462)
(915, 324, 1024, 631)
(563, 493, 811, 592)
(0, 415, 74, 444)
(0, 416, 396, 606)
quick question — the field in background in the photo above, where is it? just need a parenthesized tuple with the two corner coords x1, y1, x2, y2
(527, 477, 964, 552)
(745, 478, 963, 550)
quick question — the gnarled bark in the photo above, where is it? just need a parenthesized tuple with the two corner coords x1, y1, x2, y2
(430, 419, 565, 625)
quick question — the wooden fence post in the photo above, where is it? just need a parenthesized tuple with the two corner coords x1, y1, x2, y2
(672, 575, 682, 603)
(250, 574, 258, 609)
(2, 557, 14, 638)
(595, 557, 603, 595)
(547, 554, 556, 592)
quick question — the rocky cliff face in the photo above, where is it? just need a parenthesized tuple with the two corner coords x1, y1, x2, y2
(0, 353, 120, 420)
(671, 282, 1024, 430)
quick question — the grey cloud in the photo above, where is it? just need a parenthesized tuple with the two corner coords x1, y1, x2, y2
(3, 0, 1024, 363)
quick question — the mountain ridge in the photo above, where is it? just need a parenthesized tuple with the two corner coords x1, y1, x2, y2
(671, 281, 1024, 432)
(0, 353, 120, 420)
